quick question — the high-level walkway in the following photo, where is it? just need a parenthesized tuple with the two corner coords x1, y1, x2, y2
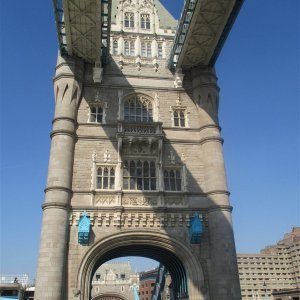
(53, 0, 243, 72)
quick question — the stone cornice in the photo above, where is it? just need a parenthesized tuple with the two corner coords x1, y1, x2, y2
(207, 205, 233, 213)
(199, 136, 224, 145)
(206, 190, 230, 197)
(42, 202, 70, 211)
(50, 129, 77, 139)
(44, 186, 73, 194)
(77, 122, 220, 132)
(52, 116, 77, 125)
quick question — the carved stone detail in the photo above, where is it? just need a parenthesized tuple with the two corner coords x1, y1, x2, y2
(164, 197, 184, 206)
(122, 196, 157, 206)
(70, 211, 206, 228)
(122, 140, 158, 155)
(95, 196, 116, 206)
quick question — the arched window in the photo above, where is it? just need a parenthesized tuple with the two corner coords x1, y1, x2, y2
(123, 160, 156, 190)
(140, 14, 150, 29)
(97, 166, 115, 189)
(90, 106, 103, 123)
(141, 42, 152, 57)
(124, 12, 134, 28)
(157, 43, 163, 58)
(124, 95, 153, 122)
(124, 40, 135, 56)
(112, 39, 118, 55)
(173, 109, 185, 127)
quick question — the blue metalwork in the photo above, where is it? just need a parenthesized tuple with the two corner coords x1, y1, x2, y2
(208, 0, 244, 66)
(151, 264, 167, 300)
(78, 212, 90, 245)
(189, 212, 203, 244)
(168, 0, 245, 69)
(168, 0, 198, 70)
(132, 285, 140, 300)
(101, 0, 111, 64)
(52, 0, 68, 55)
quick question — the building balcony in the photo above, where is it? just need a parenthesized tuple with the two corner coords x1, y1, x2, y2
(116, 121, 163, 157)
(117, 121, 162, 137)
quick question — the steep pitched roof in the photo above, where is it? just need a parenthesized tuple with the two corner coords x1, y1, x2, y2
(111, 0, 177, 30)
(154, 0, 177, 29)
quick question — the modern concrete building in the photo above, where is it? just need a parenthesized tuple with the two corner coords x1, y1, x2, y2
(91, 261, 139, 300)
(35, 0, 244, 299)
(272, 288, 300, 300)
(238, 227, 300, 300)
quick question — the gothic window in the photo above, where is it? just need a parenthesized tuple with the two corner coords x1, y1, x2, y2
(157, 43, 163, 58)
(97, 166, 115, 189)
(89, 106, 103, 123)
(173, 109, 185, 127)
(112, 39, 118, 55)
(164, 169, 182, 191)
(124, 96, 153, 122)
(123, 160, 156, 190)
(124, 12, 134, 28)
(124, 40, 135, 56)
(140, 14, 150, 29)
(141, 42, 152, 57)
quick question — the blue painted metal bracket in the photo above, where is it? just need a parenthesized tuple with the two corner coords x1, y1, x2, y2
(168, 0, 198, 70)
(78, 211, 91, 245)
(189, 212, 203, 244)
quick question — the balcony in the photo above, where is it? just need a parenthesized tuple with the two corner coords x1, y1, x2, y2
(117, 121, 163, 139)
(116, 121, 163, 157)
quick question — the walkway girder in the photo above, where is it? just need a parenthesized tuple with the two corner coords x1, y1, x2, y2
(53, 0, 111, 65)
(169, 0, 244, 70)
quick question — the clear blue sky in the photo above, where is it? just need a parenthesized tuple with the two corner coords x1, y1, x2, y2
(0, 1, 299, 279)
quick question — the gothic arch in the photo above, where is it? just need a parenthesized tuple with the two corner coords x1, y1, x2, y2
(122, 93, 156, 122)
(91, 292, 128, 300)
(76, 230, 206, 300)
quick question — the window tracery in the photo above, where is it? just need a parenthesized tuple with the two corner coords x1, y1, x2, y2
(140, 14, 150, 29)
(164, 169, 182, 191)
(141, 42, 152, 57)
(124, 40, 135, 56)
(124, 95, 153, 122)
(173, 109, 186, 127)
(124, 12, 134, 28)
(123, 160, 156, 190)
(96, 166, 115, 190)
(157, 43, 163, 58)
(112, 39, 118, 55)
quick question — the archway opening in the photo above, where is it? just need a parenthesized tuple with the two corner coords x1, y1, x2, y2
(78, 231, 204, 300)
(90, 245, 189, 300)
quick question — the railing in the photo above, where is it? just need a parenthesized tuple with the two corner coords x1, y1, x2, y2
(168, 0, 198, 70)
(117, 121, 163, 136)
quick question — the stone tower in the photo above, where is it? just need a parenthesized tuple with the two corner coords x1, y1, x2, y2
(35, 0, 242, 299)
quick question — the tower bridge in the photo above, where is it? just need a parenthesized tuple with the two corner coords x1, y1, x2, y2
(53, 0, 243, 75)
(36, 0, 244, 299)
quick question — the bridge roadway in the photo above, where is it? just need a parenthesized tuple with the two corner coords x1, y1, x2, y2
(53, 0, 243, 73)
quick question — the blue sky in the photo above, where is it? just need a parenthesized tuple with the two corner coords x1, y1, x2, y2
(0, 0, 299, 279)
